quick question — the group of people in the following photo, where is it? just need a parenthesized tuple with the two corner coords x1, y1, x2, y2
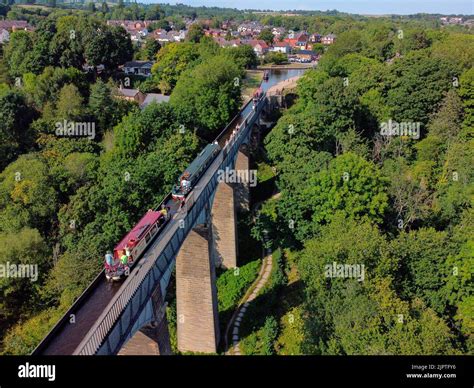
(225, 119, 247, 149)
(104, 248, 131, 271)
(104, 205, 171, 271)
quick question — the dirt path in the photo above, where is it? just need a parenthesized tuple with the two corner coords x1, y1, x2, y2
(225, 230, 273, 355)
(266, 75, 301, 96)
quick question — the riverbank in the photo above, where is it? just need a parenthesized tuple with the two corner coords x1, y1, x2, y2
(257, 63, 315, 70)
(241, 70, 264, 106)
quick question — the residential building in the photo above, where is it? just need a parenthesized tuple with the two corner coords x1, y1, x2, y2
(0, 29, 10, 44)
(213, 37, 242, 48)
(247, 39, 269, 57)
(140, 93, 170, 109)
(115, 87, 146, 105)
(294, 49, 317, 62)
(123, 61, 154, 77)
(270, 41, 291, 54)
(309, 33, 322, 43)
(321, 33, 336, 45)
(0, 20, 33, 32)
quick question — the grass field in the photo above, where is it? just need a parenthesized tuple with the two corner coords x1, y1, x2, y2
(241, 70, 263, 105)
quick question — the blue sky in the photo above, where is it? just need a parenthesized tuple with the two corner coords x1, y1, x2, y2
(149, 0, 473, 15)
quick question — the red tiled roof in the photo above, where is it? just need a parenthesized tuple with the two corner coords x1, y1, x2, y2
(248, 39, 269, 49)
(273, 42, 290, 47)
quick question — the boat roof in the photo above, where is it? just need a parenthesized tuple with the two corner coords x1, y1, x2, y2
(114, 210, 162, 252)
(183, 143, 220, 178)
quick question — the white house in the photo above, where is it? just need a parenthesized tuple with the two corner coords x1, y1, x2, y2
(123, 61, 154, 77)
(140, 93, 170, 109)
(0, 29, 10, 44)
(270, 42, 291, 54)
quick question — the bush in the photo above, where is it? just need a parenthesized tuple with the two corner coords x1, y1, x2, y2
(264, 52, 288, 65)
(217, 259, 261, 313)
(261, 316, 279, 355)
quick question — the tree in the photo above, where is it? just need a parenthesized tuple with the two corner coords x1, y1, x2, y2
(85, 26, 133, 69)
(26, 66, 87, 110)
(0, 91, 37, 170)
(258, 28, 274, 45)
(458, 68, 474, 135)
(55, 83, 84, 121)
(88, 80, 115, 135)
(264, 52, 287, 65)
(151, 42, 199, 94)
(186, 23, 204, 43)
(112, 102, 175, 159)
(388, 228, 455, 315)
(149, 19, 171, 32)
(298, 217, 457, 355)
(431, 34, 474, 73)
(28, 19, 56, 74)
(170, 55, 243, 138)
(386, 51, 455, 126)
(224, 44, 258, 69)
(142, 38, 161, 61)
(100, 1, 109, 13)
(0, 154, 58, 234)
(4, 31, 34, 77)
(0, 228, 49, 334)
(87, 1, 96, 12)
(145, 4, 164, 20)
(299, 153, 388, 239)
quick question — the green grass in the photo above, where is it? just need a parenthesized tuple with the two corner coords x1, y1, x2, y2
(217, 259, 261, 314)
(238, 248, 306, 355)
(241, 70, 263, 103)
(251, 148, 277, 203)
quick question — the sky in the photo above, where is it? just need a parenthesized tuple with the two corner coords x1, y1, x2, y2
(150, 0, 474, 15)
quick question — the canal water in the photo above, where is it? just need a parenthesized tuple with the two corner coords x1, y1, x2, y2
(261, 68, 307, 92)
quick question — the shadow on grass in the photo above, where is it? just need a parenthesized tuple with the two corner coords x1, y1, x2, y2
(251, 176, 277, 204)
(238, 278, 304, 341)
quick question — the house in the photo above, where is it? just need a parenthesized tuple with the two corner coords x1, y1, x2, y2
(272, 27, 286, 39)
(295, 32, 309, 45)
(221, 20, 237, 30)
(153, 29, 185, 44)
(294, 50, 317, 62)
(213, 37, 242, 48)
(237, 22, 264, 36)
(132, 28, 148, 42)
(448, 17, 463, 24)
(321, 33, 336, 45)
(204, 28, 226, 38)
(283, 38, 298, 49)
(168, 30, 186, 42)
(107, 20, 157, 30)
(270, 41, 291, 54)
(247, 40, 269, 57)
(82, 63, 105, 73)
(0, 20, 33, 32)
(115, 87, 146, 105)
(140, 93, 170, 109)
(0, 29, 10, 44)
(123, 61, 154, 77)
(309, 33, 322, 43)
(153, 29, 171, 43)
